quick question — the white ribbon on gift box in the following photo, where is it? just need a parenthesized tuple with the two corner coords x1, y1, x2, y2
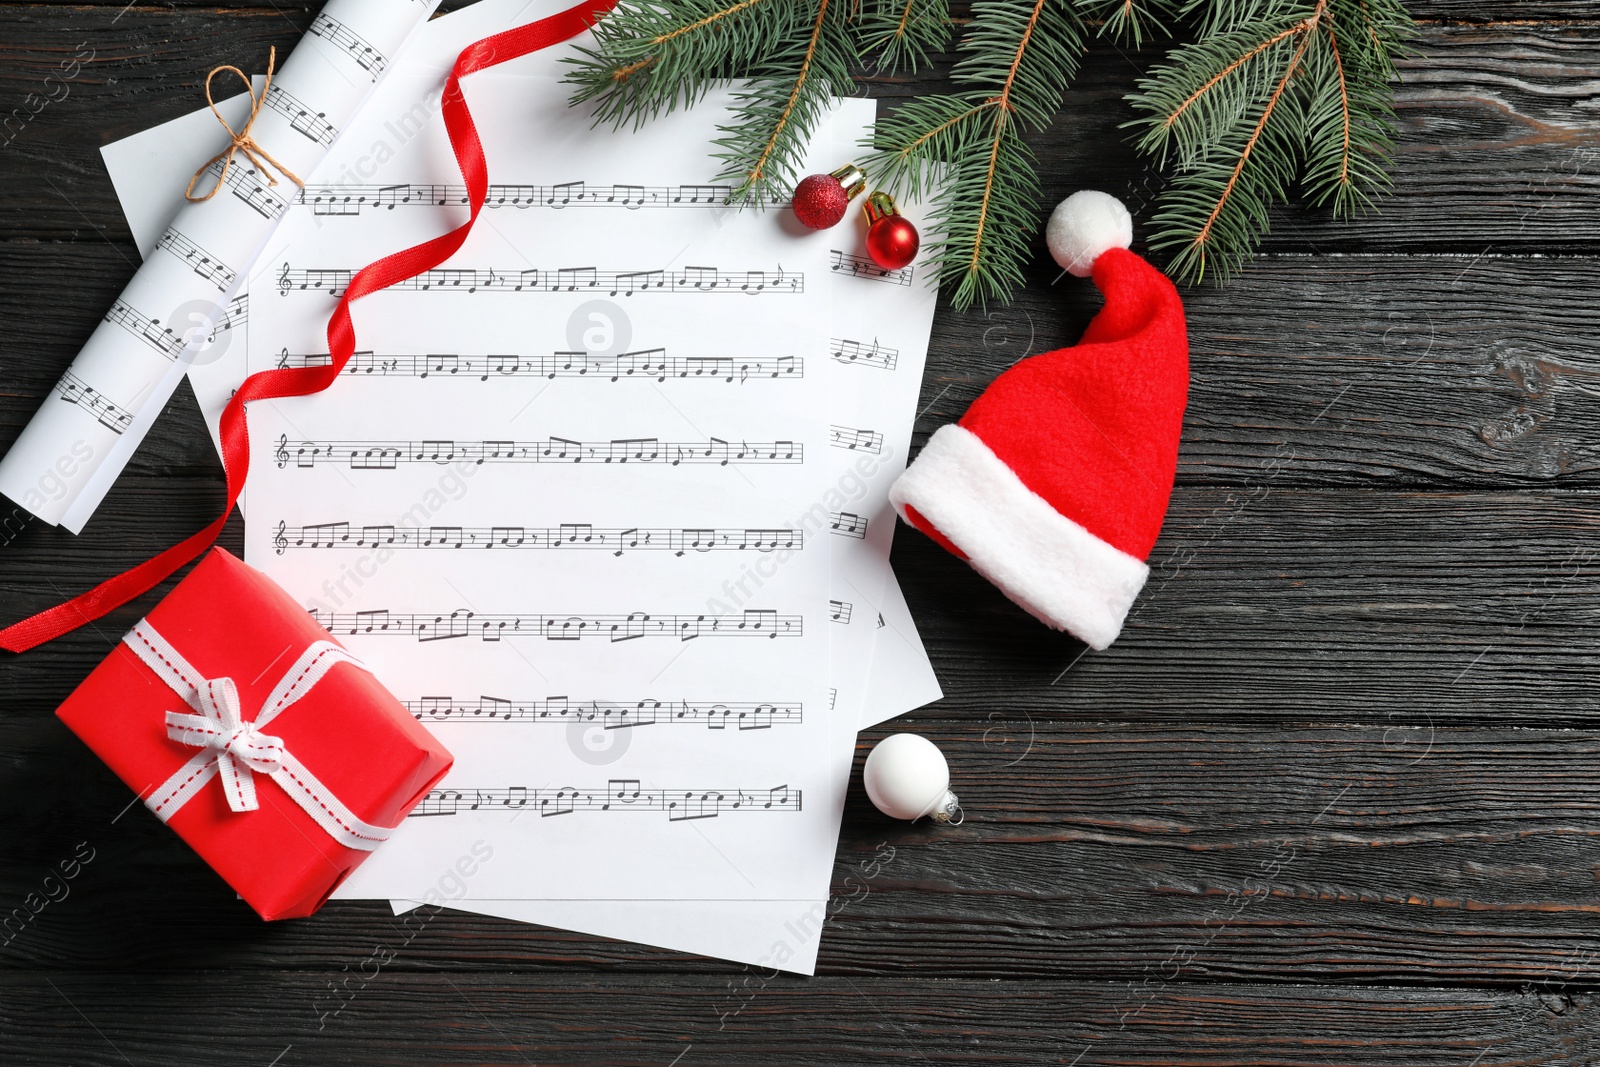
(122, 620, 396, 851)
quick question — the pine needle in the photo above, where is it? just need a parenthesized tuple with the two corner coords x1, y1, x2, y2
(866, 0, 1088, 309)
(1128, 0, 1414, 283)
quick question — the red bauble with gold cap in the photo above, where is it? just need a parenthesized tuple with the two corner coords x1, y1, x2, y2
(792, 163, 866, 230)
(863, 190, 920, 270)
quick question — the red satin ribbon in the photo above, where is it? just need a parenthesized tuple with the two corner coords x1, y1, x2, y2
(0, 0, 617, 653)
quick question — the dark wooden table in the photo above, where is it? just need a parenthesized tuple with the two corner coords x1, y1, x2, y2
(4, 2, 1599, 1063)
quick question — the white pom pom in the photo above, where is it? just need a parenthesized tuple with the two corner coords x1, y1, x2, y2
(1046, 190, 1133, 278)
(863, 734, 962, 823)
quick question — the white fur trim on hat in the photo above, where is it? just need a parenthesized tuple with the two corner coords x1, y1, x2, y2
(1046, 190, 1133, 278)
(889, 424, 1148, 650)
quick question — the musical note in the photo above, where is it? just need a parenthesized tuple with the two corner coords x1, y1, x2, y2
(308, 12, 388, 80)
(828, 512, 869, 539)
(610, 611, 651, 642)
(216, 293, 249, 332)
(738, 609, 784, 638)
(669, 789, 726, 822)
(829, 600, 854, 625)
(415, 608, 474, 642)
(350, 609, 394, 634)
(829, 248, 914, 286)
(830, 337, 898, 371)
(737, 529, 800, 552)
(547, 180, 585, 206)
(349, 445, 402, 470)
(421, 354, 460, 378)
(275, 265, 804, 298)
(54, 371, 134, 435)
(400, 697, 799, 730)
(828, 425, 884, 454)
(675, 184, 731, 204)
(270, 348, 804, 383)
(613, 270, 666, 296)
(412, 789, 462, 817)
(294, 181, 767, 216)
(408, 782, 802, 820)
(297, 521, 351, 548)
(102, 299, 183, 360)
(315, 609, 802, 642)
(157, 231, 236, 291)
(263, 84, 336, 147)
(102, 293, 246, 362)
(540, 788, 576, 818)
(425, 525, 464, 549)
(274, 437, 803, 469)
(200, 158, 289, 220)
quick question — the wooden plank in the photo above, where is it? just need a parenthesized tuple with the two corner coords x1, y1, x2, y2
(0, 972, 1577, 1065)
(3, 475, 1598, 722)
(8, 719, 1600, 983)
(1028, 23, 1600, 255)
(916, 254, 1600, 489)
(894, 486, 1600, 723)
(4, 245, 1600, 489)
(0, 13, 1596, 252)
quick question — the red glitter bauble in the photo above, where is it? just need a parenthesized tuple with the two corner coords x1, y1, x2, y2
(792, 173, 850, 229)
(866, 214, 920, 271)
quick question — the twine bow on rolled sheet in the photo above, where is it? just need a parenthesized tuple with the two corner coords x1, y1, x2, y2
(185, 47, 304, 203)
(0, 0, 448, 540)
(0, 0, 619, 652)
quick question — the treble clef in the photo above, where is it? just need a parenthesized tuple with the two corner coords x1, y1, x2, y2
(274, 433, 289, 469)
(277, 262, 291, 296)
(276, 347, 290, 370)
(273, 520, 288, 555)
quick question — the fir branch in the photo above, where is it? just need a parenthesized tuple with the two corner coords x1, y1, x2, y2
(1128, 0, 1412, 283)
(1300, 0, 1408, 215)
(860, 0, 954, 73)
(563, 0, 1415, 302)
(866, 0, 1087, 308)
(748, 0, 832, 191)
(1189, 20, 1313, 253)
(712, 0, 857, 203)
(565, 0, 806, 129)
(1073, 0, 1181, 47)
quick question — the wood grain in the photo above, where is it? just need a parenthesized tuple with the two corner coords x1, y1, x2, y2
(6, 246, 1600, 491)
(0, 973, 1586, 1066)
(1, 2, 1599, 1063)
(8, 723, 1600, 986)
(6, 474, 1600, 724)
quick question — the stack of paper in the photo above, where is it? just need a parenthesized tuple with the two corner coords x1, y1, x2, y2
(101, 0, 942, 974)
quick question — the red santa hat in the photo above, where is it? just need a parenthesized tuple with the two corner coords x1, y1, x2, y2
(888, 191, 1189, 650)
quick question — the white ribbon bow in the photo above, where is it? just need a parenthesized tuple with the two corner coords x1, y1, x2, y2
(123, 620, 396, 851)
(163, 676, 286, 813)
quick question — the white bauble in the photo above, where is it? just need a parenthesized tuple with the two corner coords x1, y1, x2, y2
(863, 733, 962, 823)
(1046, 190, 1133, 277)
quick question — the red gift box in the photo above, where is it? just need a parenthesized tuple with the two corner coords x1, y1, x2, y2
(56, 548, 452, 919)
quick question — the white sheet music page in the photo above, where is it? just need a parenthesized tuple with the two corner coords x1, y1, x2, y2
(241, 75, 841, 902)
(94, 0, 942, 960)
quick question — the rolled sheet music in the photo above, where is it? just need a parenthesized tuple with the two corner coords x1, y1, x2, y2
(0, 0, 442, 532)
